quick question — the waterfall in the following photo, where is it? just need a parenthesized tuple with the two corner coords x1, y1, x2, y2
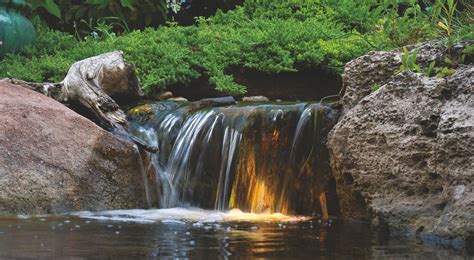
(128, 101, 338, 215)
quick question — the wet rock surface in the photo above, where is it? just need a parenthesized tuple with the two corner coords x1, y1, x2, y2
(329, 42, 473, 247)
(0, 80, 149, 215)
(190, 96, 236, 111)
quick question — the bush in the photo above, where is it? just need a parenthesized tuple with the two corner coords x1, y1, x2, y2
(29, 0, 167, 33)
(1, 0, 472, 95)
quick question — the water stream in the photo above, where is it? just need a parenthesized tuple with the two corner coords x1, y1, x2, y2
(128, 101, 339, 215)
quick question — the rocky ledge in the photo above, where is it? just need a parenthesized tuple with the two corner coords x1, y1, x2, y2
(328, 41, 473, 249)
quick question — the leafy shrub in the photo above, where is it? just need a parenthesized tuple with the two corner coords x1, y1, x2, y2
(2, 0, 472, 95)
(29, 0, 168, 33)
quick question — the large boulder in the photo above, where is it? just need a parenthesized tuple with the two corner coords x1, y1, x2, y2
(0, 80, 150, 215)
(329, 42, 473, 247)
(340, 41, 471, 115)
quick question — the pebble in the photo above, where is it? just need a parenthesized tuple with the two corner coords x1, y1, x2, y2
(192, 222, 203, 228)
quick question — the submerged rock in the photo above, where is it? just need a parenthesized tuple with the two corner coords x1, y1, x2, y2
(0, 80, 149, 215)
(329, 42, 473, 247)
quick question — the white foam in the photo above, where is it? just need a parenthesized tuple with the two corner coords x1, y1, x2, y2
(71, 207, 308, 224)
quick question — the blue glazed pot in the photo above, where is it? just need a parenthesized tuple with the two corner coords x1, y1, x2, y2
(0, 0, 36, 57)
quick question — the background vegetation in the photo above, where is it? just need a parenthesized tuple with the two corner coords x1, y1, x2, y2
(1, 0, 472, 94)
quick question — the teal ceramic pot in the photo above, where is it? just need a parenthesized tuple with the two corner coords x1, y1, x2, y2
(0, 0, 36, 57)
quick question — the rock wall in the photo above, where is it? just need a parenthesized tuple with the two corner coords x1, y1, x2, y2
(0, 80, 150, 215)
(328, 42, 473, 247)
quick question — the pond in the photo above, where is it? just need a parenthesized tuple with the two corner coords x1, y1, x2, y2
(0, 208, 467, 259)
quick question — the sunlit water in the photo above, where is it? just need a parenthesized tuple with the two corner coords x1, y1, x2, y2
(0, 208, 468, 259)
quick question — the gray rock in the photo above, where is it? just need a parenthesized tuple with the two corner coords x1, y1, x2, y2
(242, 96, 270, 102)
(157, 91, 174, 100)
(168, 97, 188, 102)
(328, 65, 473, 245)
(0, 81, 150, 215)
(191, 96, 236, 111)
(340, 41, 472, 115)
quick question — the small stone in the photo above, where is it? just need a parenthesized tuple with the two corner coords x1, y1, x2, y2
(242, 96, 270, 102)
(168, 97, 188, 102)
(157, 91, 174, 100)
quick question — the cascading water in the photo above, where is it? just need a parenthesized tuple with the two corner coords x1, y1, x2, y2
(128, 100, 339, 215)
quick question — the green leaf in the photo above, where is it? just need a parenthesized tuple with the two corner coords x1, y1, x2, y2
(414, 64, 422, 73)
(425, 61, 435, 76)
(34, 0, 62, 19)
(120, 0, 135, 10)
(437, 21, 448, 31)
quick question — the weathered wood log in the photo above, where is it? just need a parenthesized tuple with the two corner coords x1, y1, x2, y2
(5, 51, 142, 131)
(4, 51, 159, 153)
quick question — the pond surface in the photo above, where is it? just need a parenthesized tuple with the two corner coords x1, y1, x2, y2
(0, 208, 467, 259)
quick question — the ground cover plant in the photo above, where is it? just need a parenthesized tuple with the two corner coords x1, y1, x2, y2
(1, 0, 472, 95)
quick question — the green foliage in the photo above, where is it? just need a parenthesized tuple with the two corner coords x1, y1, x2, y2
(425, 61, 436, 77)
(371, 83, 382, 91)
(435, 66, 455, 77)
(1, 1, 377, 94)
(3, 0, 472, 95)
(396, 47, 422, 74)
(436, 0, 457, 38)
(28, 0, 168, 33)
(432, 55, 466, 78)
(396, 49, 438, 77)
(29, 0, 62, 18)
(462, 44, 474, 61)
(378, 0, 439, 47)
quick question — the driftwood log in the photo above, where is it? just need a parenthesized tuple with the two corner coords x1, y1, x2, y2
(5, 51, 157, 152)
(7, 51, 142, 131)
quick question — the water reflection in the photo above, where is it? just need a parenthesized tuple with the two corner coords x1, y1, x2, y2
(0, 210, 468, 259)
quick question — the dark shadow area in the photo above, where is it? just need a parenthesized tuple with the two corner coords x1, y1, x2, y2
(166, 68, 342, 101)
